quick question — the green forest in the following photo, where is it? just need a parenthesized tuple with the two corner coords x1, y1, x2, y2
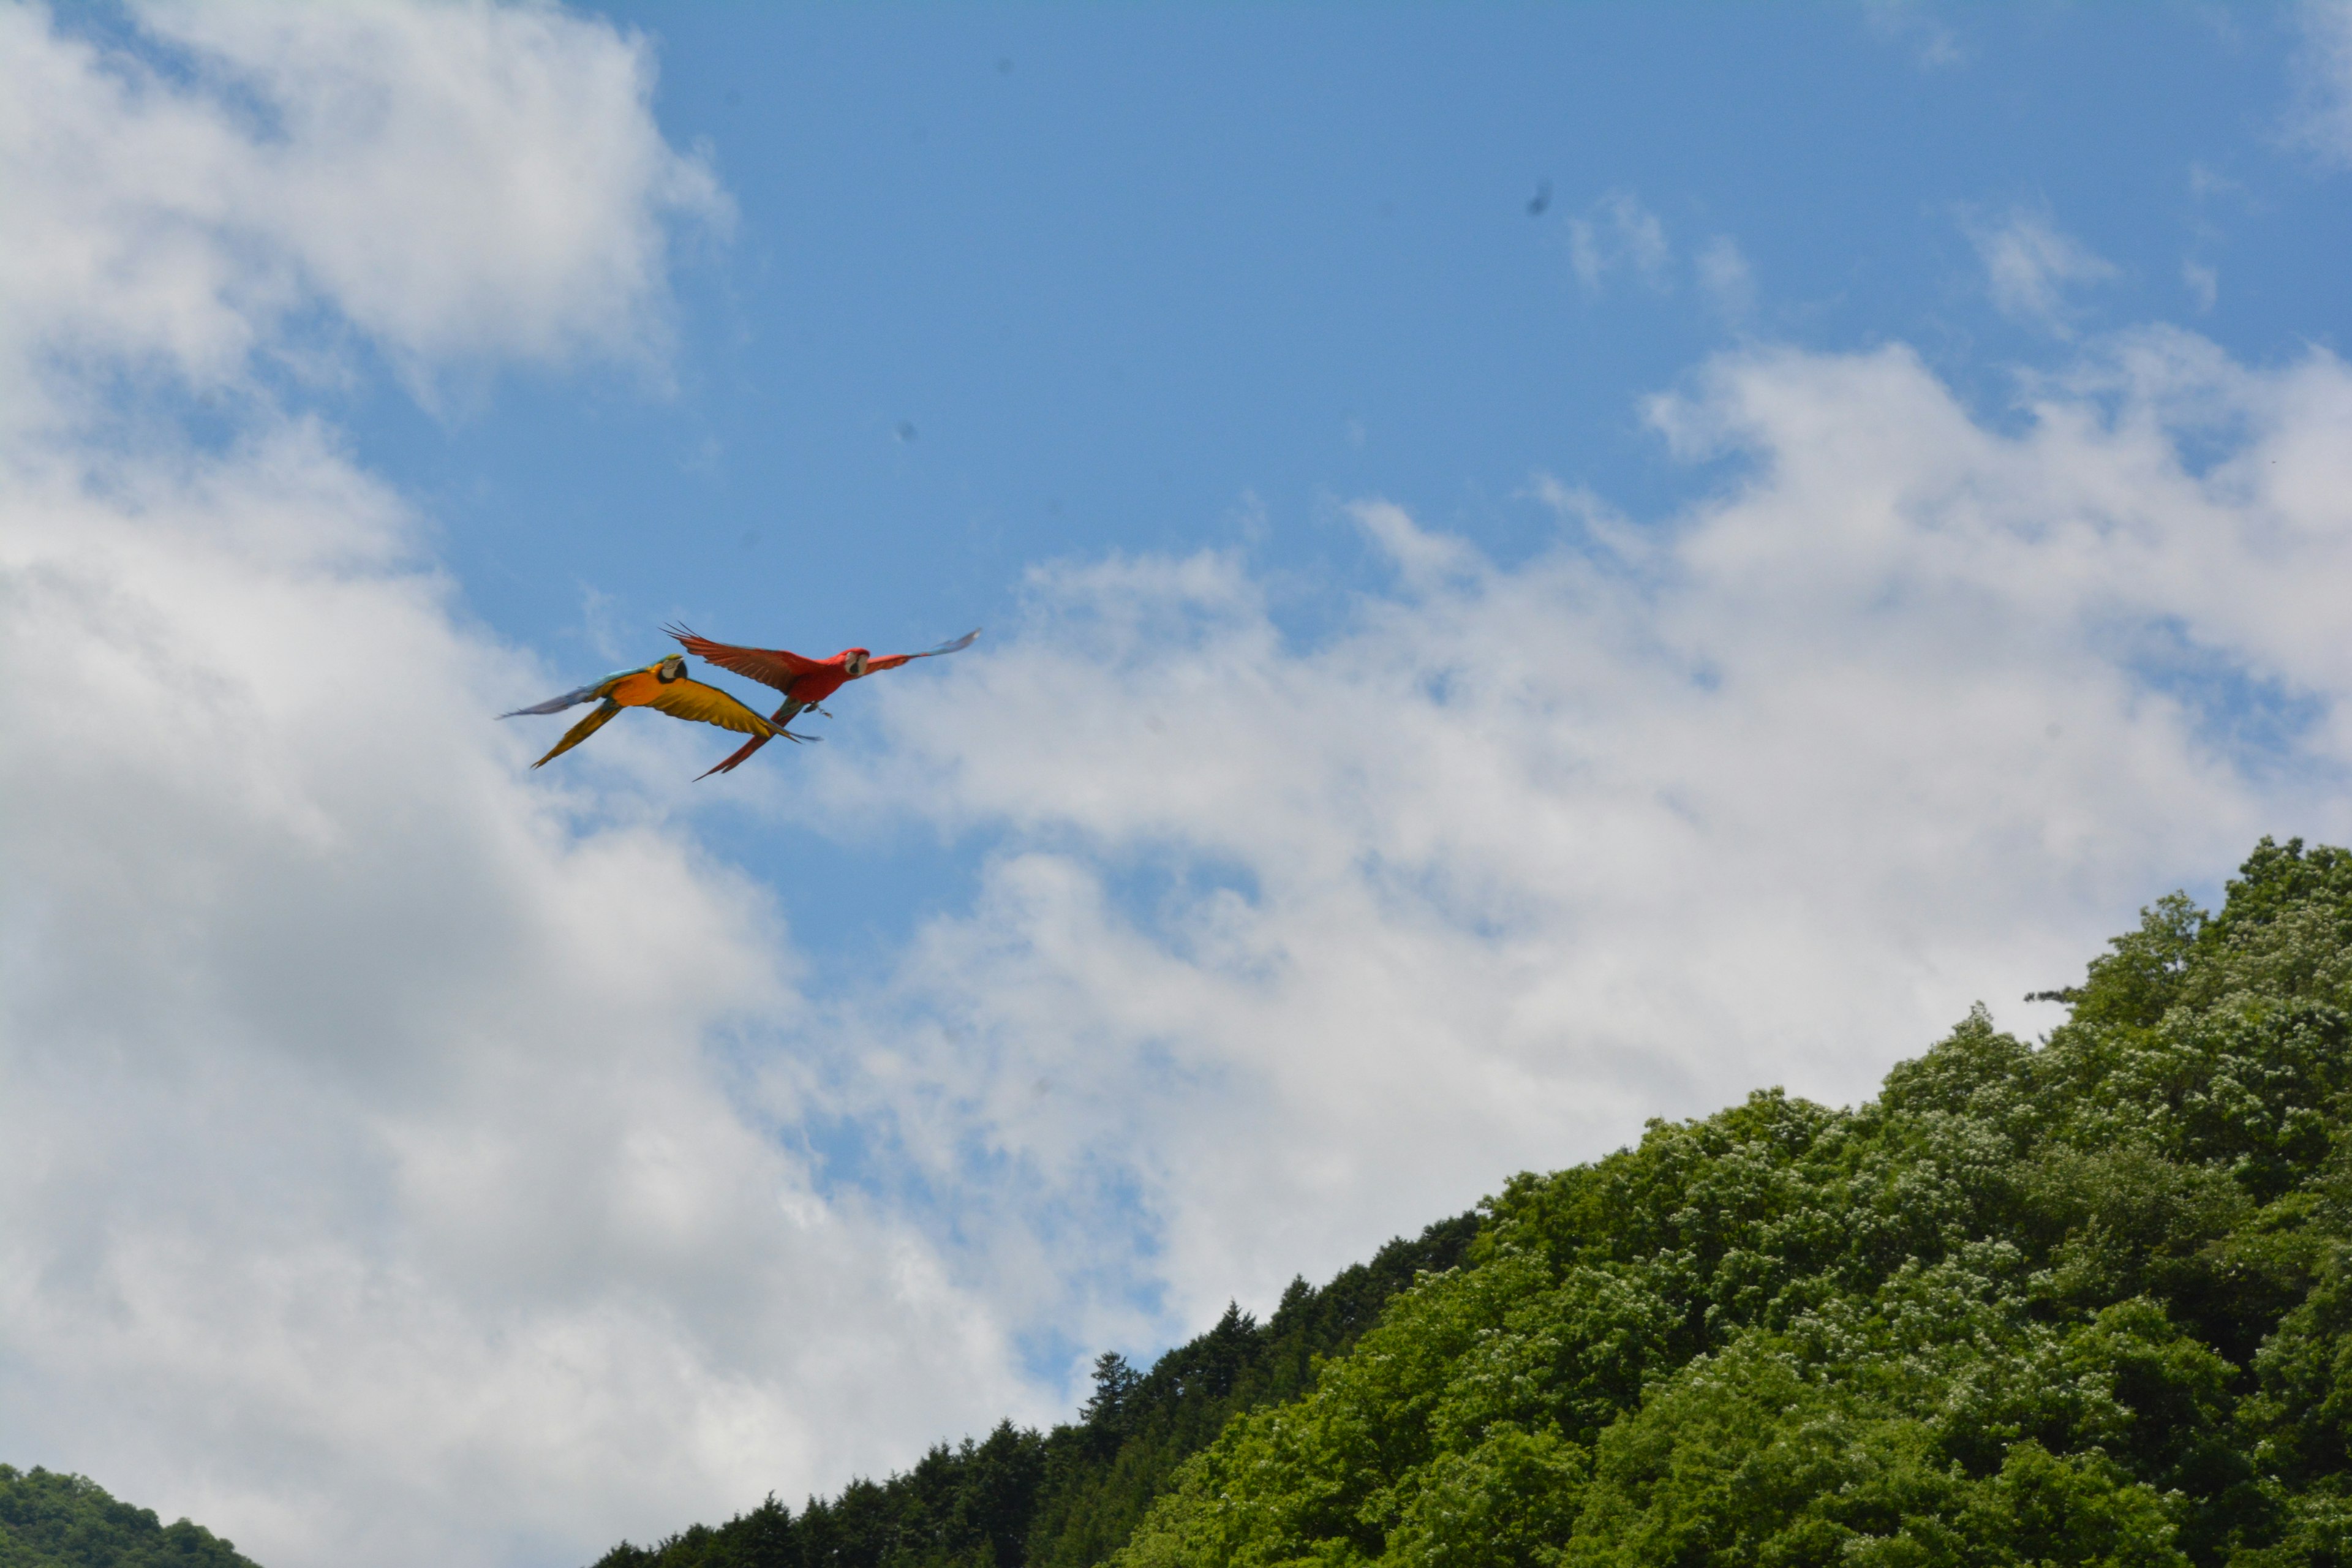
(0, 1466, 257, 1568)
(17, 838, 2352, 1568)
(594, 837, 2352, 1568)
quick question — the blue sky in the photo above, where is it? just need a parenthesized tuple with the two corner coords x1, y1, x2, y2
(8, 5, 2352, 1566)
(366, 2, 2351, 947)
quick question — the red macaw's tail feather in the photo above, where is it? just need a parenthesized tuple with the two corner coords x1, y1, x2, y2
(694, 697, 819, 780)
(696, 732, 771, 779)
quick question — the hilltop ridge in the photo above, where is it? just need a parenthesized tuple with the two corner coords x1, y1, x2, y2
(0, 1465, 258, 1568)
(598, 836, 2352, 1568)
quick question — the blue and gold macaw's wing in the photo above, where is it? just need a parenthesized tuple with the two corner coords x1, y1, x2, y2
(866, 628, 981, 674)
(500, 663, 649, 717)
(531, 698, 623, 768)
(500, 681, 606, 717)
(645, 676, 783, 737)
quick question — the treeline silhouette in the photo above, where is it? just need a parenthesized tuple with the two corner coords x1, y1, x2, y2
(0, 1465, 258, 1568)
(23, 839, 2352, 1568)
(1114, 838, 2352, 1568)
(593, 1216, 1477, 1568)
(596, 834, 2352, 1567)
(26, 840, 2352, 1568)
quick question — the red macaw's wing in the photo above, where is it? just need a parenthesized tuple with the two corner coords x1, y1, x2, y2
(864, 628, 981, 674)
(644, 677, 783, 737)
(664, 624, 829, 692)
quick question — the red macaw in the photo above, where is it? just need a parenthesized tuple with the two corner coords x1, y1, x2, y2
(663, 624, 981, 777)
(500, 653, 782, 769)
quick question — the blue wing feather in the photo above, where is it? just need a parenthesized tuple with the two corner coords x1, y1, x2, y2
(922, 629, 982, 657)
(499, 681, 605, 718)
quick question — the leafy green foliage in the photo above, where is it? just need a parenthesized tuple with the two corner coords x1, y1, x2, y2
(0, 1466, 258, 1568)
(594, 1219, 1476, 1568)
(604, 837, 2352, 1568)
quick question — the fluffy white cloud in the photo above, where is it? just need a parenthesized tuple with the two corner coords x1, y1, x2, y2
(2291, 0, 2352, 165)
(1970, 208, 2119, 334)
(777, 328, 2352, 1335)
(2184, 257, 2220, 311)
(0, 6, 1025, 1567)
(0, 0, 725, 424)
(13, 4, 2352, 1566)
(1566, 190, 1670, 294)
(1695, 235, 1756, 322)
(1861, 0, 1965, 69)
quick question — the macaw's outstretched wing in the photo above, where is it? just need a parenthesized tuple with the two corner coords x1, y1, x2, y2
(500, 680, 606, 718)
(664, 624, 829, 692)
(532, 699, 622, 768)
(866, 628, 981, 674)
(644, 676, 783, 737)
(695, 699, 816, 782)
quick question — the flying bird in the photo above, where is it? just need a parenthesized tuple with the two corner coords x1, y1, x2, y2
(500, 654, 783, 769)
(663, 624, 981, 777)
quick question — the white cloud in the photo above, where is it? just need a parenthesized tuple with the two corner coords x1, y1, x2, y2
(1862, 0, 1965, 69)
(2184, 257, 2220, 311)
(1566, 190, 1670, 294)
(0, 0, 727, 424)
(1969, 208, 2118, 335)
(1695, 235, 1757, 322)
(13, 4, 2352, 1566)
(1565, 205, 1754, 323)
(2188, 160, 2247, 202)
(2290, 0, 2352, 166)
(0, 6, 1024, 1568)
(770, 328, 2352, 1335)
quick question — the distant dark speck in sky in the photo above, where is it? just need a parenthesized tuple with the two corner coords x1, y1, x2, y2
(895, 421, 918, 442)
(996, 56, 1014, 75)
(1527, 179, 1551, 216)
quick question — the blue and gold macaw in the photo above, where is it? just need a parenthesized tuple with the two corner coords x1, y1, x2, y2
(500, 653, 782, 768)
(664, 625, 980, 777)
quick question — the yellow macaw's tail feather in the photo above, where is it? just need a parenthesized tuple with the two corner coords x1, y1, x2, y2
(532, 699, 622, 767)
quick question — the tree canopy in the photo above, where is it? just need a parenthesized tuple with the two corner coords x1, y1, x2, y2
(603, 834, 2352, 1568)
(593, 1218, 1476, 1568)
(0, 1466, 258, 1568)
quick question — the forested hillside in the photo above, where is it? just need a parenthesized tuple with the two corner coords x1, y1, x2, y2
(0, 1466, 258, 1568)
(605, 837, 2352, 1568)
(594, 1217, 1477, 1568)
